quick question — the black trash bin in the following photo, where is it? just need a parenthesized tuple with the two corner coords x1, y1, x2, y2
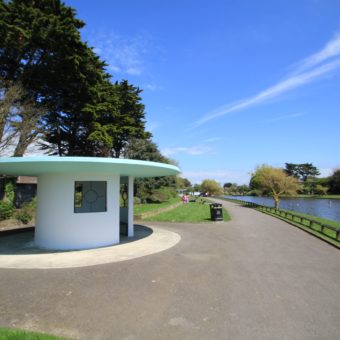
(210, 203, 223, 221)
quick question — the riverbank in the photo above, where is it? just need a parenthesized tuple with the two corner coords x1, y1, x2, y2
(286, 194, 340, 199)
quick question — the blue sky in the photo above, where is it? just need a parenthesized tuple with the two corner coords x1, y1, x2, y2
(66, 0, 340, 184)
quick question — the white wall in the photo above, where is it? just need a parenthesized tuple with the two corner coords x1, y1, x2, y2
(35, 173, 120, 250)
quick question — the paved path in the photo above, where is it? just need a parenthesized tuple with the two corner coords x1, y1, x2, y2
(0, 225, 180, 269)
(0, 200, 339, 339)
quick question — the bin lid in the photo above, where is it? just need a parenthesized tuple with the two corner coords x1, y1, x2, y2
(210, 203, 222, 207)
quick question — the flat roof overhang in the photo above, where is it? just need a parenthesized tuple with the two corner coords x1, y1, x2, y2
(0, 156, 180, 178)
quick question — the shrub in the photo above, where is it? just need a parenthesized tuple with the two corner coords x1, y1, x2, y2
(147, 186, 178, 203)
(158, 187, 177, 199)
(0, 180, 16, 220)
(4, 181, 15, 203)
(0, 200, 14, 220)
(134, 196, 141, 205)
(15, 199, 36, 224)
(148, 190, 168, 203)
(15, 209, 31, 224)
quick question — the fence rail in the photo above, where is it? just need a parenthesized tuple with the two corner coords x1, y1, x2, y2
(222, 198, 340, 242)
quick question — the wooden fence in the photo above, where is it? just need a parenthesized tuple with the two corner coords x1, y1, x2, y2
(222, 198, 340, 242)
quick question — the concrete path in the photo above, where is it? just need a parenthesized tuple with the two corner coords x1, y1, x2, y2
(0, 200, 339, 339)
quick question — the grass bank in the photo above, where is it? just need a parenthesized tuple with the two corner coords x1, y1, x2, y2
(144, 201, 230, 223)
(276, 208, 340, 240)
(134, 197, 180, 215)
(286, 194, 340, 199)
(261, 208, 340, 248)
(0, 328, 66, 340)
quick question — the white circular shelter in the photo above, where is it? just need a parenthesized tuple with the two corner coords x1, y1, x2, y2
(0, 157, 180, 250)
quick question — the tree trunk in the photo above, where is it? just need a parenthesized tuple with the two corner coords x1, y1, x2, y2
(13, 133, 30, 156)
(0, 113, 7, 143)
(273, 194, 280, 209)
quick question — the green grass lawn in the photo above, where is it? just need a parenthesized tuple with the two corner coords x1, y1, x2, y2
(134, 197, 180, 215)
(282, 194, 340, 199)
(0, 328, 67, 340)
(144, 201, 230, 223)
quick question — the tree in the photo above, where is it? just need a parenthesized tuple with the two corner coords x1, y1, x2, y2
(284, 163, 320, 182)
(122, 137, 170, 163)
(176, 177, 192, 189)
(0, 0, 106, 155)
(85, 80, 151, 157)
(122, 138, 177, 201)
(329, 169, 340, 194)
(223, 182, 249, 195)
(223, 183, 232, 194)
(238, 184, 250, 195)
(0, 81, 22, 154)
(0, 80, 44, 156)
(111, 80, 150, 157)
(200, 179, 223, 196)
(250, 165, 299, 209)
(193, 183, 201, 192)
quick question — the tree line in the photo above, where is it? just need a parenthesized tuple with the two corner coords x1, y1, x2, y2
(175, 163, 340, 210)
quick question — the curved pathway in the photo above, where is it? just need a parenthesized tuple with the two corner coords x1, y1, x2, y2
(0, 200, 339, 339)
(0, 225, 181, 269)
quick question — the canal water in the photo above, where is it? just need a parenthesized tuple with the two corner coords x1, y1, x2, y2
(224, 196, 340, 222)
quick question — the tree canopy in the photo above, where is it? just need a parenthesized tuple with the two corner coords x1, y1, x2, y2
(284, 163, 320, 182)
(0, 0, 151, 157)
(250, 165, 299, 208)
(121, 138, 177, 201)
(0, 0, 106, 155)
(200, 179, 223, 196)
(329, 169, 340, 194)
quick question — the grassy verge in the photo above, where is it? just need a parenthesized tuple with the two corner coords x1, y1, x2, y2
(0, 328, 67, 340)
(144, 201, 230, 223)
(134, 197, 180, 215)
(258, 208, 340, 248)
(288, 195, 340, 199)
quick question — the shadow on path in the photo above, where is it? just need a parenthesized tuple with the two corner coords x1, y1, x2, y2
(0, 225, 153, 255)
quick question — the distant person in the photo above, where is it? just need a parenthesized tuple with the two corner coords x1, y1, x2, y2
(182, 194, 189, 203)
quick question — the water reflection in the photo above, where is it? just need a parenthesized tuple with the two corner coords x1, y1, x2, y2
(224, 196, 340, 222)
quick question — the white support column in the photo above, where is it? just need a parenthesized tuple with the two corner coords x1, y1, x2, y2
(128, 176, 134, 237)
(112, 175, 121, 243)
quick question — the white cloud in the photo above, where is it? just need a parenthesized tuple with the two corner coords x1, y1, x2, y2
(126, 67, 143, 76)
(296, 34, 340, 73)
(202, 137, 222, 143)
(144, 83, 160, 92)
(87, 31, 151, 76)
(161, 145, 214, 156)
(195, 34, 340, 126)
(108, 65, 121, 73)
(265, 112, 305, 122)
